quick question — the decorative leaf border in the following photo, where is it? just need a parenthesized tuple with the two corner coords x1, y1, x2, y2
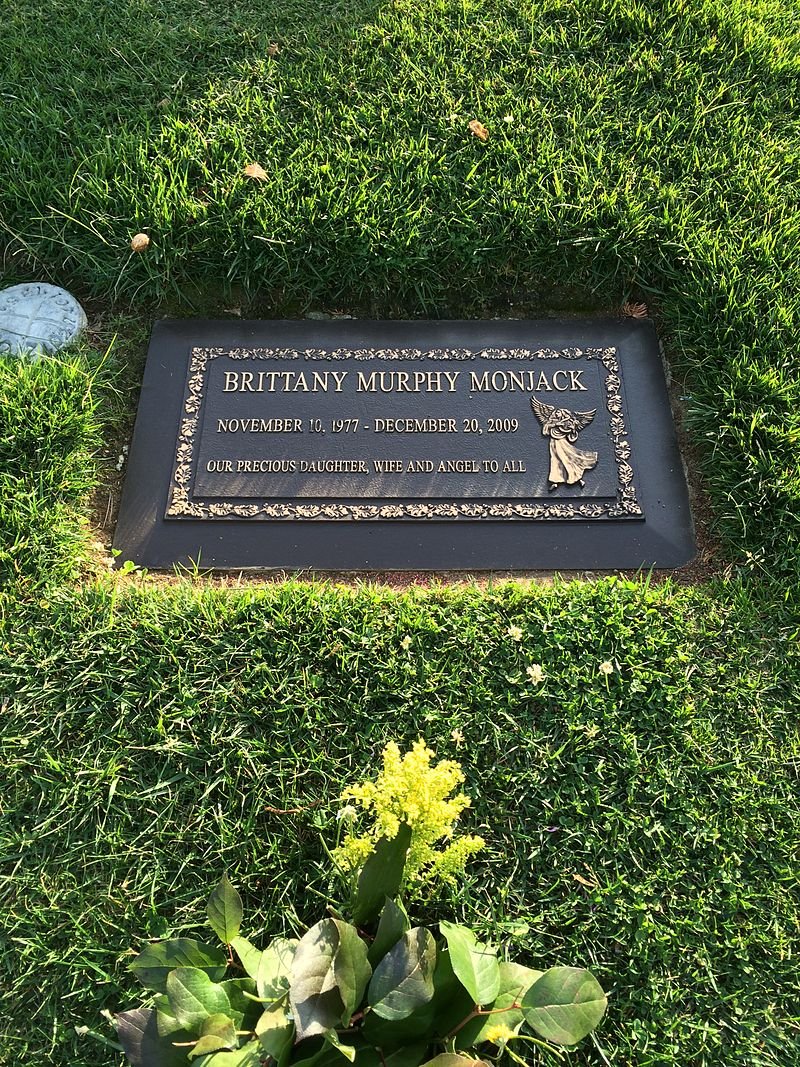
(166, 347, 642, 521)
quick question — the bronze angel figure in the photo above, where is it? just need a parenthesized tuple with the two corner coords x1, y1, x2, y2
(530, 396, 598, 491)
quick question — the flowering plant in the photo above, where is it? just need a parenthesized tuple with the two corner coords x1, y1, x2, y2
(116, 742, 606, 1067)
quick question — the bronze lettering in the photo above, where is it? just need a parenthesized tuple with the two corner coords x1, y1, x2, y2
(374, 418, 457, 432)
(437, 459, 480, 472)
(217, 418, 304, 432)
(357, 370, 378, 391)
(359, 370, 462, 393)
(299, 459, 368, 473)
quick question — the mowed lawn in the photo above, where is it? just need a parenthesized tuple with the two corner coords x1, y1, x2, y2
(3, 0, 800, 566)
(1, 1, 800, 1066)
(2, 579, 799, 1067)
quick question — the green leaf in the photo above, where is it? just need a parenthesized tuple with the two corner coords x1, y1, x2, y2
(455, 962, 542, 1048)
(363, 950, 469, 1049)
(352, 823, 412, 927)
(439, 923, 500, 1006)
(193, 1039, 264, 1066)
(130, 939, 228, 993)
(383, 1044, 430, 1067)
(189, 1016, 239, 1062)
(521, 967, 607, 1046)
(361, 1000, 437, 1049)
(420, 1056, 490, 1067)
(325, 1028, 357, 1062)
(207, 875, 243, 945)
(292, 1040, 347, 1067)
(220, 978, 258, 1028)
(368, 898, 410, 967)
(427, 950, 473, 1040)
(355, 1042, 429, 1067)
(187, 1011, 237, 1062)
(156, 989, 246, 1047)
(190, 1036, 233, 1060)
(232, 936, 297, 1002)
(115, 1007, 189, 1067)
(290, 918, 371, 1039)
(368, 928, 437, 1020)
(230, 936, 261, 980)
(153, 994, 183, 1038)
(166, 968, 232, 1033)
(202, 1014, 239, 1042)
(255, 1001, 294, 1067)
(262, 937, 297, 1000)
(333, 922, 373, 1019)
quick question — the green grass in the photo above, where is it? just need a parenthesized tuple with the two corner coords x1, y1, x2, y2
(2, 0, 800, 570)
(3, 0, 799, 309)
(0, 352, 104, 585)
(2, 579, 799, 1066)
(1, 2, 800, 1066)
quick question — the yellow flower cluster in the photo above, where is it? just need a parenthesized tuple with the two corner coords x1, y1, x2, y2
(334, 740, 485, 884)
(483, 1023, 517, 1044)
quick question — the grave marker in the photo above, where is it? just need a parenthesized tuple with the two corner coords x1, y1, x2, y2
(0, 283, 87, 357)
(114, 319, 695, 570)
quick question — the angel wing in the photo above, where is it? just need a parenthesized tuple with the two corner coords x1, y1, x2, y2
(569, 408, 596, 431)
(530, 396, 555, 424)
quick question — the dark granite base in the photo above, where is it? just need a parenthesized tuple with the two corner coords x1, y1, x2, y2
(113, 318, 695, 570)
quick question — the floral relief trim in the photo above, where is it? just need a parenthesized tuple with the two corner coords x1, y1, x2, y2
(167, 347, 643, 521)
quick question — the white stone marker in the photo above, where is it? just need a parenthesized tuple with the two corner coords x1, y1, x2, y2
(0, 282, 87, 357)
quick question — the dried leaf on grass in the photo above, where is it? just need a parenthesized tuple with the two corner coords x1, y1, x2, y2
(621, 301, 649, 318)
(572, 873, 598, 889)
(267, 42, 280, 57)
(468, 119, 489, 141)
(244, 163, 267, 181)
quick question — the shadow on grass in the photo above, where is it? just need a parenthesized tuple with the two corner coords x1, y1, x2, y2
(2, 0, 798, 314)
(0, 0, 383, 291)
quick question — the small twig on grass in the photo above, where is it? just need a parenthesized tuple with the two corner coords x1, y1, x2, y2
(263, 801, 325, 815)
(445, 1001, 523, 1040)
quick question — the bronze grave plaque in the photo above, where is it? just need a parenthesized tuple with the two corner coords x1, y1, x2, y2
(168, 343, 640, 520)
(114, 319, 694, 569)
